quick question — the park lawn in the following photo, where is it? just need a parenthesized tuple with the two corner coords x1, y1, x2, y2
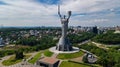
(28, 52, 41, 64)
(57, 51, 84, 59)
(2, 54, 31, 66)
(24, 54, 31, 59)
(60, 61, 90, 67)
(93, 64, 103, 67)
(44, 50, 53, 57)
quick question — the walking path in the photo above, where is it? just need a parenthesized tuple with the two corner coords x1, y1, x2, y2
(70, 55, 84, 63)
(26, 52, 38, 62)
(78, 40, 90, 45)
(92, 42, 109, 50)
(52, 53, 58, 58)
(80, 49, 97, 58)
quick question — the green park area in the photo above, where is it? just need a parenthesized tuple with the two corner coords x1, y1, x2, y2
(60, 61, 90, 67)
(60, 61, 102, 67)
(44, 50, 54, 57)
(2, 54, 31, 66)
(57, 51, 84, 59)
(1, 28, 120, 67)
(28, 52, 41, 64)
(92, 31, 120, 44)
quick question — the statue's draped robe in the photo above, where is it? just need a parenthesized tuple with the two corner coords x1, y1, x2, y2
(56, 18, 72, 51)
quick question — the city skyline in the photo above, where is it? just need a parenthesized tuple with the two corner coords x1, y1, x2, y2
(0, 0, 120, 27)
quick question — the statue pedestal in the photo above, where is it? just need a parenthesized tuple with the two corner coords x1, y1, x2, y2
(49, 46, 79, 54)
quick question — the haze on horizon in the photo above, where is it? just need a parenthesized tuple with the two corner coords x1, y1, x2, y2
(0, 0, 120, 27)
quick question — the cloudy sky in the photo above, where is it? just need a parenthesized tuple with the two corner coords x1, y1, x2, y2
(0, 0, 120, 27)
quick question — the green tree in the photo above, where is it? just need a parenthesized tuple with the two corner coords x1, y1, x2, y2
(15, 50, 24, 59)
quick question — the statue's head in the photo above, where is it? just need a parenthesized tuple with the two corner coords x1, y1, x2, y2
(64, 15, 66, 19)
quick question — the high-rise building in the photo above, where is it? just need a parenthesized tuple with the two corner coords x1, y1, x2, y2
(0, 37, 4, 47)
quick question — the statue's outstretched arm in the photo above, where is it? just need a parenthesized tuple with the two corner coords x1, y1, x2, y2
(58, 11, 62, 19)
(67, 11, 72, 20)
(58, 5, 62, 19)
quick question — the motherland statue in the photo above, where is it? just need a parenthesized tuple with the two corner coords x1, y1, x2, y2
(56, 5, 73, 51)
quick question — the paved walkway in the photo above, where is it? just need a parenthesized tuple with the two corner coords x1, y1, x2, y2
(80, 49, 97, 58)
(49, 47, 79, 53)
(92, 42, 109, 50)
(58, 60, 62, 67)
(78, 40, 90, 45)
(52, 53, 58, 58)
(70, 55, 84, 63)
(26, 52, 38, 62)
